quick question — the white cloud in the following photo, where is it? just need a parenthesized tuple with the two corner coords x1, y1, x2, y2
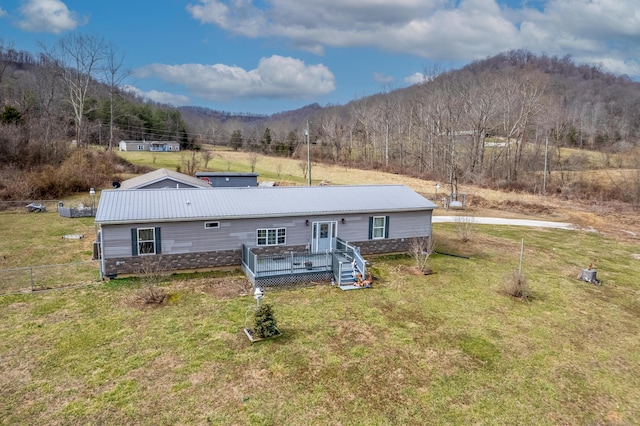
(0, 7, 7, 18)
(185, 0, 518, 60)
(186, 0, 640, 77)
(513, 0, 640, 76)
(404, 72, 427, 85)
(373, 72, 394, 83)
(123, 85, 191, 107)
(134, 55, 335, 101)
(576, 56, 640, 77)
(16, 0, 83, 34)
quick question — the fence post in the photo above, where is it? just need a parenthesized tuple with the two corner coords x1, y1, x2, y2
(30, 267, 34, 291)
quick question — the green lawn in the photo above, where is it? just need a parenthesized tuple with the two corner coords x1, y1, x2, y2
(0, 210, 96, 269)
(1, 224, 638, 425)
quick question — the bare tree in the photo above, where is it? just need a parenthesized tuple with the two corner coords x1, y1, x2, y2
(410, 235, 435, 273)
(299, 159, 308, 180)
(180, 151, 200, 175)
(137, 256, 167, 305)
(249, 151, 258, 172)
(454, 212, 477, 242)
(21, 59, 70, 164)
(43, 33, 107, 146)
(497, 69, 547, 181)
(0, 38, 14, 89)
(201, 149, 212, 169)
(461, 73, 498, 178)
(102, 43, 129, 150)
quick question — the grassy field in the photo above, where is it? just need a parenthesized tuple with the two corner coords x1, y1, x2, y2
(1, 150, 639, 424)
(1, 224, 639, 424)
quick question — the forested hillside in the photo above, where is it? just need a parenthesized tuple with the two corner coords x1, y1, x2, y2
(0, 36, 194, 199)
(1, 38, 639, 205)
(185, 50, 640, 204)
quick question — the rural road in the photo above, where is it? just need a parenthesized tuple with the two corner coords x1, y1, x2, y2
(433, 216, 577, 230)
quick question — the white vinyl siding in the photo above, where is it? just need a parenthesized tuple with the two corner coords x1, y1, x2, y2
(100, 211, 431, 259)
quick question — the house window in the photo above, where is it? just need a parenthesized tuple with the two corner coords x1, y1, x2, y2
(372, 216, 386, 239)
(204, 221, 220, 229)
(257, 228, 286, 246)
(138, 228, 156, 254)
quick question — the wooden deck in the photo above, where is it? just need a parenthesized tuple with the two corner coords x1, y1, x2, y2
(241, 241, 366, 289)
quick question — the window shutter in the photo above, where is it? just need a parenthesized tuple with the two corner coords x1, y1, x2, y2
(155, 227, 162, 254)
(368, 216, 373, 240)
(131, 228, 138, 256)
(385, 216, 390, 238)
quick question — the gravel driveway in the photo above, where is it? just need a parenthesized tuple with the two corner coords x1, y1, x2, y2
(433, 216, 577, 230)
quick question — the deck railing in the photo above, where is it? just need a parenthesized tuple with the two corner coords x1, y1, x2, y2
(242, 245, 333, 278)
(335, 238, 366, 278)
(241, 242, 366, 288)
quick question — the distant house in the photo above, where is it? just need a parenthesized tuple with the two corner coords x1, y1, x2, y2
(94, 185, 436, 286)
(195, 172, 259, 187)
(118, 140, 180, 152)
(118, 168, 212, 190)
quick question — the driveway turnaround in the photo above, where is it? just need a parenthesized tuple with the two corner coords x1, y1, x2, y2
(433, 216, 576, 230)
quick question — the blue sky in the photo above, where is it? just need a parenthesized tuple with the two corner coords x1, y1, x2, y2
(2, 0, 639, 115)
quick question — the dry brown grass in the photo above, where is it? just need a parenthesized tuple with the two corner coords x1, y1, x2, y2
(173, 274, 252, 299)
(201, 150, 640, 243)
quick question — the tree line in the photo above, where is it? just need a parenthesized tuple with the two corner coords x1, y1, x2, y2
(187, 50, 639, 203)
(1, 38, 639, 205)
(0, 35, 191, 171)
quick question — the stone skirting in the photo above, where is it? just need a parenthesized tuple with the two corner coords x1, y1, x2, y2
(355, 237, 418, 255)
(250, 245, 308, 256)
(103, 238, 422, 278)
(104, 249, 242, 278)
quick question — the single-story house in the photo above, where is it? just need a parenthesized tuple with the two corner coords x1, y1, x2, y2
(195, 172, 259, 187)
(118, 168, 212, 190)
(118, 140, 180, 152)
(94, 185, 436, 286)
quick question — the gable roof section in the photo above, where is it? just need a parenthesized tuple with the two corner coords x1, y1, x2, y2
(195, 172, 259, 177)
(118, 168, 211, 189)
(95, 185, 436, 225)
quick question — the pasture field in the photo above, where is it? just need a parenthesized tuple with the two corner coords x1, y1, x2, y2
(1, 150, 639, 424)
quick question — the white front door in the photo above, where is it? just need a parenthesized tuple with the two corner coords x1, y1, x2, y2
(312, 221, 337, 253)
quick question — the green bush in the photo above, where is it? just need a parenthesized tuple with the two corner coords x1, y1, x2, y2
(253, 304, 278, 338)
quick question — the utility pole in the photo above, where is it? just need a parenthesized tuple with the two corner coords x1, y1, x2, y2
(306, 120, 311, 186)
(543, 135, 549, 195)
(518, 238, 524, 279)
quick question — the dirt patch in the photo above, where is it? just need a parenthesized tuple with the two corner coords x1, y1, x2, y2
(471, 195, 554, 215)
(175, 276, 253, 299)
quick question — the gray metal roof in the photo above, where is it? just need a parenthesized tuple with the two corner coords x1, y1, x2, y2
(118, 168, 211, 189)
(95, 185, 436, 224)
(195, 172, 259, 177)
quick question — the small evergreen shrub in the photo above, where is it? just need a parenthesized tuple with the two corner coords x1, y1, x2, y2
(253, 304, 278, 338)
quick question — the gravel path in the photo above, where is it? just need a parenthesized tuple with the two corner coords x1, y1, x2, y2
(433, 216, 577, 230)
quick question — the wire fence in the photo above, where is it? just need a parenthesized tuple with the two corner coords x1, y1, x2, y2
(0, 199, 62, 213)
(0, 261, 101, 295)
